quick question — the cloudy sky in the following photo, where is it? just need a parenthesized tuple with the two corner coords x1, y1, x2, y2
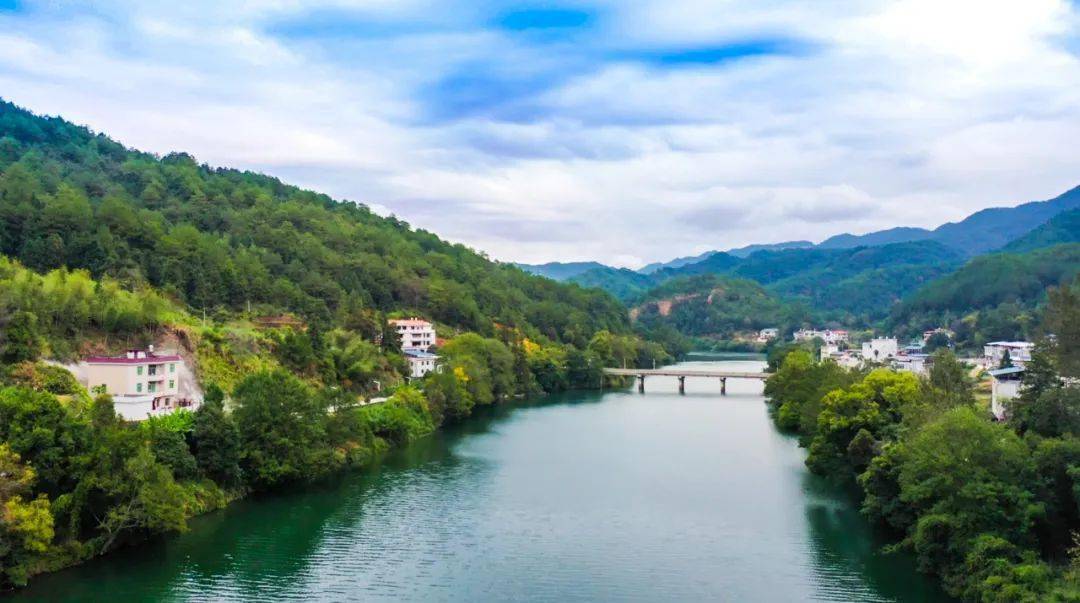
(2, 1, 1079, 267)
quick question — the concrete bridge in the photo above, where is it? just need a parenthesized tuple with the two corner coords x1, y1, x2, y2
(603, 368, 769, 394)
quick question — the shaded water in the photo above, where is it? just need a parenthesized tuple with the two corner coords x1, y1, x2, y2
(11, 358, 950, 601)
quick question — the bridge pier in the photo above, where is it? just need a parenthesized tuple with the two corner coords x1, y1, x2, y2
(678, 375, 685, 394)
(720, 378, 727, 395)
(637, 374, 645, 393)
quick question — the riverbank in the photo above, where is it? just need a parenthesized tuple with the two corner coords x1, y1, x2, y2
(764, 345, 1080, 600)
(9, 357, 950, 601)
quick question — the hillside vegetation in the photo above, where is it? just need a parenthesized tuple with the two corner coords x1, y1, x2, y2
(889, 243, 1080, 347)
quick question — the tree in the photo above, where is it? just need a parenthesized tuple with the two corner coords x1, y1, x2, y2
(1000, 349, 1014, 369)
(232, 370, 331, 489)
(806, 370, 919, 477)
(898, 407, 1041, 590)
(1012, 387, 1080, 438)
(0, 311, 42, 364)
(191, 385, 242, 487)
(1044, 281, 1080, 378)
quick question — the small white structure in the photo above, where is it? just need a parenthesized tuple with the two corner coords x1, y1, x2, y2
(983, 341, 1034, 369)
(893, 353, 930, 375)
(794, 329, 849, 344)
(757, 328, 779, 343)
(861, 338, 899, 362)
(82, 348, 197, 421)
(820, 344, 862, 368)
(390, 318, 436, 351)
(404, 349, 439, 379)
(989, 366, 1025, 420)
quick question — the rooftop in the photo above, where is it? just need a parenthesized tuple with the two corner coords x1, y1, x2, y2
(390, 318, 433, 327)
(84, 350, 182, 364)
(404, 350, 439, 359)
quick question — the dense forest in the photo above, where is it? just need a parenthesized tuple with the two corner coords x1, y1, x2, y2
(0, 100, 637, 349)
(889, 244, 1080, 348)
(766, 281, 1080, 600)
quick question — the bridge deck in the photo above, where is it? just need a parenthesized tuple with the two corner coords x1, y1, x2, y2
(602, 368, 768, 380)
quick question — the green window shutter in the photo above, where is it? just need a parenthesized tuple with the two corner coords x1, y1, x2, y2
(170, 363, 175, 373)
(169, 380, 175, 389)
(136, 383, 142, 393)
(137, 366, 143, 375)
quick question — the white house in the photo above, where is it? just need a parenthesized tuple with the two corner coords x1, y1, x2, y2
(893, 353, 931, 375)
(82, 348, 197, 421)
(983, 341, 1034, 369)
(757, 328, 779, 343)
(390, 318, 436, 351)
(794, 329, 849, 344)
(404, 349, 439, 379)
(988, 366, 1025, 420)
(861, 338, 899, 362)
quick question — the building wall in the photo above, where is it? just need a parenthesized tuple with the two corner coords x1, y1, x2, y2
(991, 378, 1022, 420)
(85, 360, 183, 396)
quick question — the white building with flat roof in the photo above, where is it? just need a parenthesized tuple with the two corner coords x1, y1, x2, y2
(757, 328, 779, 343)
(794, 329, 849, 344)
(389, 318, 436, 351)
(989, 366, 1025, 420)
(404, 349, 439, 379)
(984, 341, 1034, 368)
(81, 348, 197, 421)
(862, 338, 899, 362)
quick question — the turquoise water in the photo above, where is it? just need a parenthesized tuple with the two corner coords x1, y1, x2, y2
(11, 358, 949, 601)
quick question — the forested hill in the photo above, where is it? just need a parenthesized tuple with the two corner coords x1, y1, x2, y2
(0, 100, 629, 345)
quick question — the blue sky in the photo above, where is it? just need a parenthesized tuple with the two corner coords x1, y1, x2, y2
(1, 1, 1079, 267)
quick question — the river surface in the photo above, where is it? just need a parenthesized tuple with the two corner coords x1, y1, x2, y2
(11, 357, 950, 602)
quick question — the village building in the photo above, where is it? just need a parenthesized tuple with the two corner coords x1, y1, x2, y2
(389, 317, 436, 351)
(892, 353, 931, 375)
(983, 341, 1034, 369)
(820, 343, 862, 368)
(988, 366, 1025, 420)
(404, 349, 439, 379)
(794, 329, 849, 344)
(81, 348, 197, 421)
(757, 328, 779, 343)
(861, 337, 899, 362)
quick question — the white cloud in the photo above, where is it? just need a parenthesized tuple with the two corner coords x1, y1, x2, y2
(0, 0, 1078, 268)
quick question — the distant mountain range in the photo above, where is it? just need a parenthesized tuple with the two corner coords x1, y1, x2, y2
(515, 184, 1080, 335)
(518, 183, 1080, 281)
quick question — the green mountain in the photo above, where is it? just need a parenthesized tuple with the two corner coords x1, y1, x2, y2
(637, 249, 717, 274)
(632, 274, 809, 339)
(819, 185, 1080, 255)
(726, 240, 813, 258)
(568, 266, 656, 303)
(818, 227, 932, 249)
(1002, 208, 1080, 253)
(0, 99, 632, 346)
(889, 243, 1080, 346)
(515, 261, 611, 281)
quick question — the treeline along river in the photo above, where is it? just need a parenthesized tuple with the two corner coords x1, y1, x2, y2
(10, 356, 949, 601)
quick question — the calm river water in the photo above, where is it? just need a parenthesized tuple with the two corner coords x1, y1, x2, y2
(11, 357, 950, 602)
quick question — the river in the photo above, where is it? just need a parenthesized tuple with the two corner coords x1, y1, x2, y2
(11, 357, 950, 602)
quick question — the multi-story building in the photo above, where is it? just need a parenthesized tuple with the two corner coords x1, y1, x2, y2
(389, 318, 436, 351)
(404, 349, 439, 379)
(983, 341, 1034, 368)
(757, 328, 779, 343)
(861, 337, 899, 362)
(793, 329, 849, 344)
(82, 348, 196, 421)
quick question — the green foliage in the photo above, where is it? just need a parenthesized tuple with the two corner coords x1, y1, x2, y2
(890, 244, 1080, 349)
(232, 370, 331, 489)
(0, 310, 42, 363)
(190, 390, 242, 488)
(360, 387, 434, 446)
(0, 100, 631, 349)
(767, 340, 1080, 600)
